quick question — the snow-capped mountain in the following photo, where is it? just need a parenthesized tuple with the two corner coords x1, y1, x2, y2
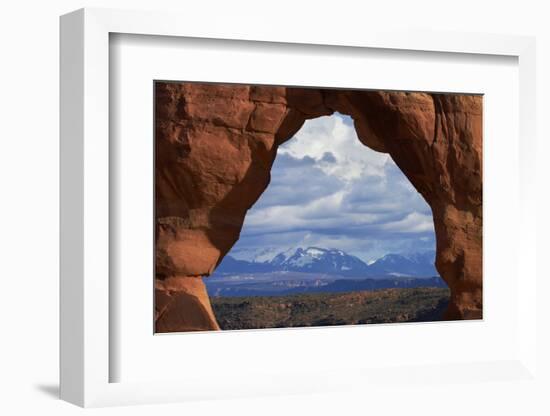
(367, 251, 437, 277)
(230, 247, 292, 264)
(214, 247, 438, 278)
(275, 247, 370, 276)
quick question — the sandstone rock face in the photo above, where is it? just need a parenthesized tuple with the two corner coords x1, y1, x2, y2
(155, 276, 220, 332)
(155, 82, 482, 332)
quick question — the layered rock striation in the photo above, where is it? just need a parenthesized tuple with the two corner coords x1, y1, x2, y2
(155, 82, 483, 332)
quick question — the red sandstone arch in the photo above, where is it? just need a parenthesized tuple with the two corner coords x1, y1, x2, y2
(154, 82, 483, 332)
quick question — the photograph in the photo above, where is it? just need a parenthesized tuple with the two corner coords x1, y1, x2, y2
(154, 81, 483, 333)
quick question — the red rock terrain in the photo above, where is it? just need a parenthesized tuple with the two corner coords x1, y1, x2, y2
(154, 82, 483, 332)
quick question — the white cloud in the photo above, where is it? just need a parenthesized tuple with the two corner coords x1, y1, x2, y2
(279, 113, 390, 182)
(229, 113, 436, 262)
(380, 212, 435, 233)
(245, 189, 387, 235)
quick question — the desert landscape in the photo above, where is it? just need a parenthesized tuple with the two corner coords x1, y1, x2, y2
(211, 287, 450, 330)
(154, 82, 482, 333)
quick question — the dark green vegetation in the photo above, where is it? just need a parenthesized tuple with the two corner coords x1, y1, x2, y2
(210, 287, 450, 330)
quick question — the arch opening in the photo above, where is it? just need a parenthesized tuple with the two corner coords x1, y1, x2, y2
(207, 113, 449, 330)
(154, 82, 482, 333)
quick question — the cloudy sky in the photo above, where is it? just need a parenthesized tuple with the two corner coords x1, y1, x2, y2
(230, 113, 436, 264)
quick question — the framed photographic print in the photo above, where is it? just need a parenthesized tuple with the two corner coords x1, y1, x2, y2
(60, 7, 539, 408)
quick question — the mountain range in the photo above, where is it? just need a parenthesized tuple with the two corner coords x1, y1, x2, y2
(214, 246, 438, 278)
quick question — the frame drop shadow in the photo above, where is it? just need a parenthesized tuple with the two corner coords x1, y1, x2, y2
(34, 383, 59, 399)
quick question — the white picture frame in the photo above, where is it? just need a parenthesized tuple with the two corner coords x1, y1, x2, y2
(60, 7, 538, 408)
